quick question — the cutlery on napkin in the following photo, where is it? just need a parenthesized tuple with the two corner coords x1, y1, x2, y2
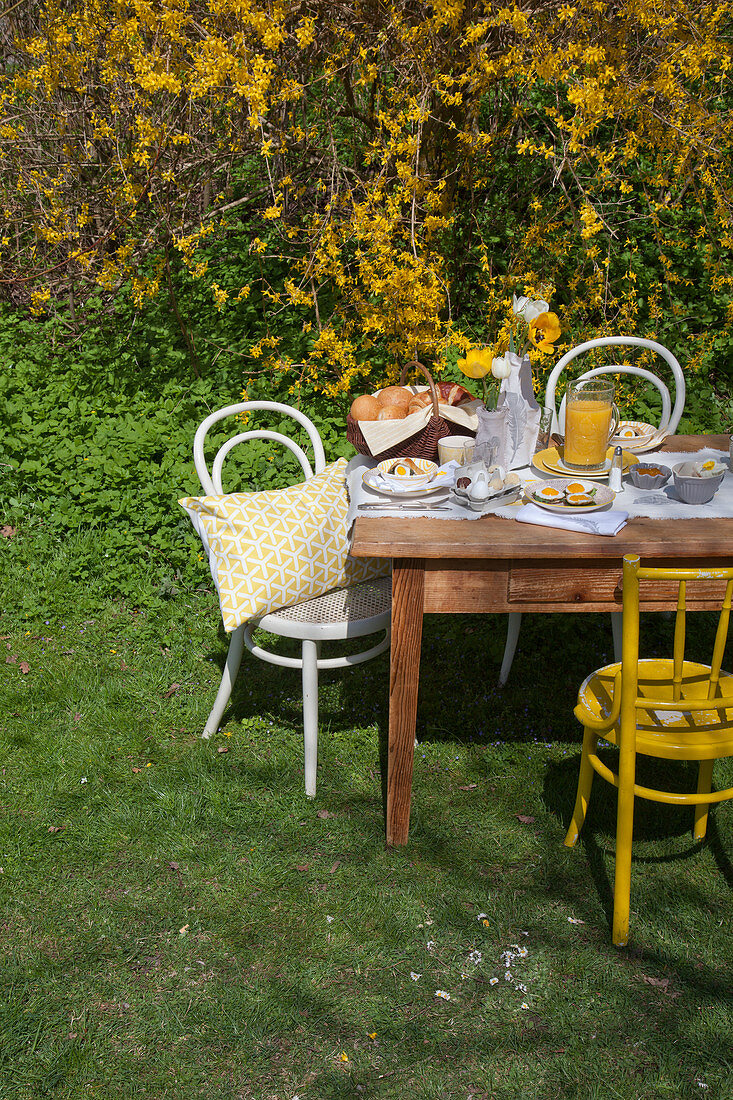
(515, 503, 628, 536)
(359, 501, 452, 511)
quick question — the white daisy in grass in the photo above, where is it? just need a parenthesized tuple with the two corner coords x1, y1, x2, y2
(489, 977, 499, 986)
(410, 972, 422, 981)
(434, 989, 451, 1001)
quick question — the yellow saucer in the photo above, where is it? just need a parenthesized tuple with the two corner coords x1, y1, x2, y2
(533, 446, 639, 479)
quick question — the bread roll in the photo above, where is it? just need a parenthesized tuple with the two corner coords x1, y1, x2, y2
(349, 394, 381, 421)
(376, 405, 406, 420)
(377, 386, 412, 411)
(407, 393, 432, 416)
(435, 381, 475, 405)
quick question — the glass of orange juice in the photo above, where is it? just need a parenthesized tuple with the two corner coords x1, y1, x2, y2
(563, 380, 620, 472)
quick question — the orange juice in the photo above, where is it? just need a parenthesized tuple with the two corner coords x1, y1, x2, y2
(564, 399, 612, 467)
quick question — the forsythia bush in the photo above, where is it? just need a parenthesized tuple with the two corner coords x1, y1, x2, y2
(1, 1, 732, 395)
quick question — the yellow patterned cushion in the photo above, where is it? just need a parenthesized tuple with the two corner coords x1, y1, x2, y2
(180, 458, 388, 631)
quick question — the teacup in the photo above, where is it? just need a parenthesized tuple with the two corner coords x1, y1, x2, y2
(438, 435, 475, 465)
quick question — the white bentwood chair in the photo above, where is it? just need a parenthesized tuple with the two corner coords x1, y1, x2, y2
(193, 402, 391, 797)
(499, 337, 686, 686)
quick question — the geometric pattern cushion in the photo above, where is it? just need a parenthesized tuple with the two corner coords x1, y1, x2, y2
(179, 458, 389, 632)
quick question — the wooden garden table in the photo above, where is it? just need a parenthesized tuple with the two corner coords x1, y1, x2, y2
(349, 434, 732, 846)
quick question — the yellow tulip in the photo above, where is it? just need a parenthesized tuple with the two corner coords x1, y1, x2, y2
(528, 312, 561, 352)
(457, 348, 493, 379)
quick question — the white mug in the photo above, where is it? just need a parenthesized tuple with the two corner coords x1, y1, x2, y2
(438, 435, 475, 465)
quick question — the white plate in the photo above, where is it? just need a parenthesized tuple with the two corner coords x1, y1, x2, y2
(362, 467, 450, 500)
(525, 478, 615, 514)
(612, 421, 665, 453)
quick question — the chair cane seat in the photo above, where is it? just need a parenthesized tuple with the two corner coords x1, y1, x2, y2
(260, 575, 391, 635)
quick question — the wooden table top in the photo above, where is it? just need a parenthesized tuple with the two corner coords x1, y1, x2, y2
(351, 434, 732, 562)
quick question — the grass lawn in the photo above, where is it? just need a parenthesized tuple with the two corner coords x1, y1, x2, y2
(1, 537, 732, 1099)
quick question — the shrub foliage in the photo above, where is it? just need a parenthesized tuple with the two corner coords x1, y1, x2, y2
(1, 1, 733, 394)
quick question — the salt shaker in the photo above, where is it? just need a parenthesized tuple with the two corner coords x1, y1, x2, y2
(608, 446, 623, 493)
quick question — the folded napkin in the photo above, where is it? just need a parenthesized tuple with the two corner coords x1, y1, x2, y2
(515, 502, 628, 536)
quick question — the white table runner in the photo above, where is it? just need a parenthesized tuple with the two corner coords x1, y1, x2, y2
(347, 449, 733, 531)
(512, 448, 733, 521)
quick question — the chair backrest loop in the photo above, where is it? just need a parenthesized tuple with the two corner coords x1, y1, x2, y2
(193, 401, 326, 495)
(545, 337, 685, 435)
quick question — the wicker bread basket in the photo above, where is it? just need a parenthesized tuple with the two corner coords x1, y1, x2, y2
(346, 360, 476, 462)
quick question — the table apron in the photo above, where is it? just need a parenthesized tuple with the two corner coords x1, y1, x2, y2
(422, 559, 729, 614)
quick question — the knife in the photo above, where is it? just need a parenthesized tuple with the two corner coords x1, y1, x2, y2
(358, 502, 453, 511)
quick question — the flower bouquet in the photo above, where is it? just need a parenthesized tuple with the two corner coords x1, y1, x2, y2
(457, 294, 561, 470)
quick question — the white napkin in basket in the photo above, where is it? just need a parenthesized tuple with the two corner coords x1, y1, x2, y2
(356, 393, 481, 456)
(515, 502, 628, 536)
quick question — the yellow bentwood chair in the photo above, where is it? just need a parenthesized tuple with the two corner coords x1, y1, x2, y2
(564, 554, 733, 946)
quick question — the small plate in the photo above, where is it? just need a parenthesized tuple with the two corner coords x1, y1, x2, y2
(611, 421, 666, 453)
(533, 446, 639, 479)
(362, 467, 450, 500)
(525, 478, 615, 513)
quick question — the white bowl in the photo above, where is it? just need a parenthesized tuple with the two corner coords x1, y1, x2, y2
(672, 462, 725, 505)
(377, 456, 438, 491)
(629, 463, 671, 489)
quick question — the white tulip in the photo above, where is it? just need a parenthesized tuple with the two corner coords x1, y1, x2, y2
(491, 352, 519, 380)
(513, 293, 550, 323)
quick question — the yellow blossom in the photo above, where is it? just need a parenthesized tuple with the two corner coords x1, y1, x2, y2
(528, 313, 562, 352)
(457, 348, 493, 379)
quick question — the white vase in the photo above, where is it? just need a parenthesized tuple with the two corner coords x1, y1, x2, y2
(499, 354, 542, 469)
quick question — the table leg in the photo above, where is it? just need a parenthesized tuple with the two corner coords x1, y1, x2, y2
(386, 558, 425, 847)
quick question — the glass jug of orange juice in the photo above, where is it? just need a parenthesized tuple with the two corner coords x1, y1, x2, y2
(563, 379, 620, 472)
